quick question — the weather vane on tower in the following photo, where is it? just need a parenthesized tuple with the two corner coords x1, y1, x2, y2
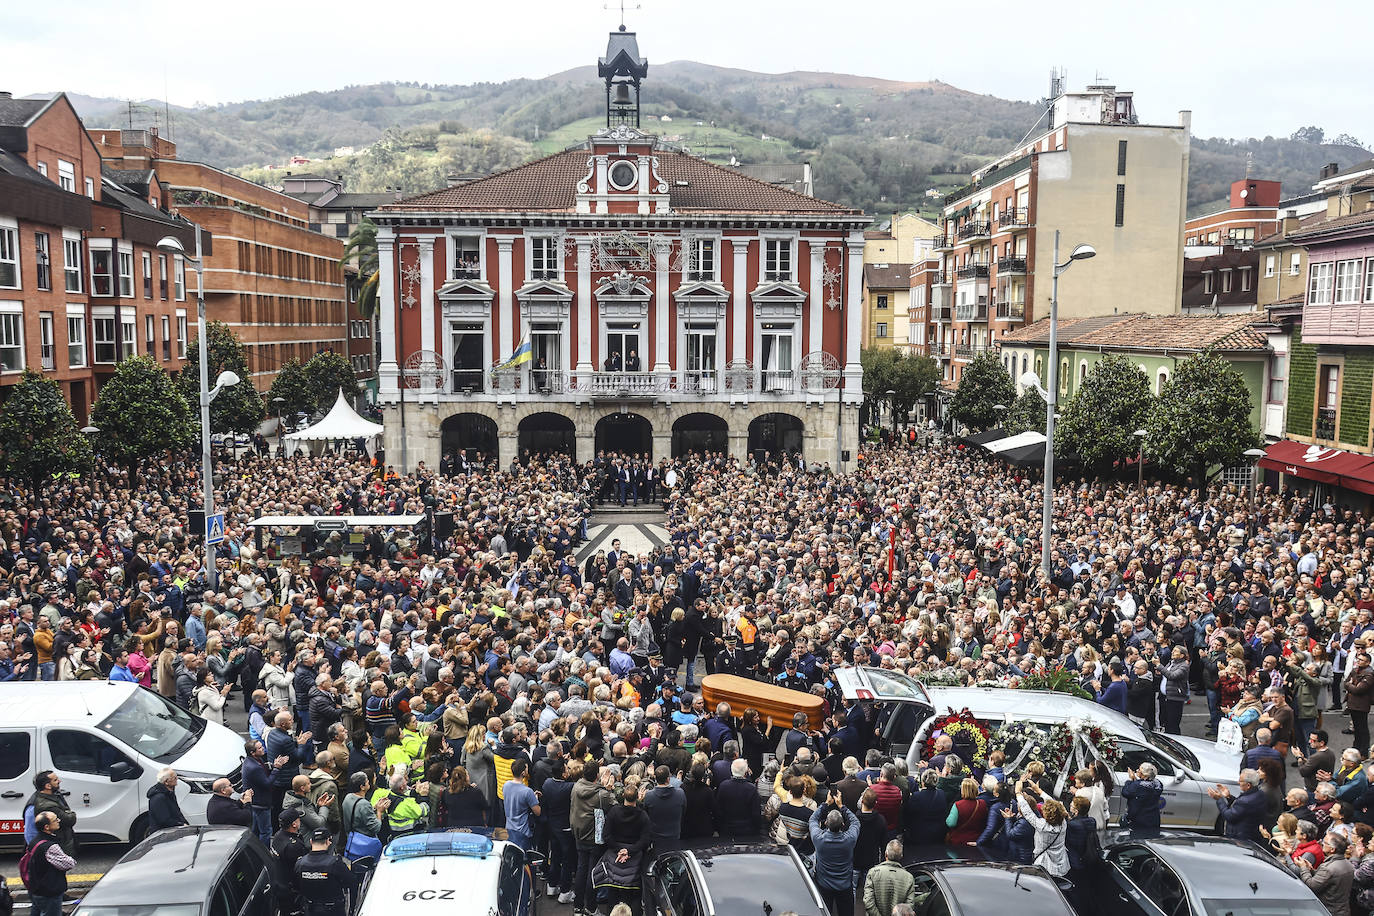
(604, 0, 641, 30)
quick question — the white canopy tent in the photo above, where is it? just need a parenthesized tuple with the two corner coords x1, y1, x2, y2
(982, 431, 1047, 454)
(284, 389, 383, 442)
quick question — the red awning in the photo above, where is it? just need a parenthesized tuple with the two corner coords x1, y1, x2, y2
(1258, 439, 1374, 495)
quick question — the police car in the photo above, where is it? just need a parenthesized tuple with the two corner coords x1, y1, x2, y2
(355, 830, 537, 916)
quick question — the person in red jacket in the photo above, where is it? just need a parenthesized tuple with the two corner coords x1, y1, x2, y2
(944, 778, 989, 846)
(869, 763, 904, 839)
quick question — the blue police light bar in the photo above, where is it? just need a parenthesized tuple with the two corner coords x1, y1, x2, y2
(384, 831, 495, 860)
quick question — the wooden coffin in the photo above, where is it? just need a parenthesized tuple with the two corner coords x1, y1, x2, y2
(700, 674, 825, 730)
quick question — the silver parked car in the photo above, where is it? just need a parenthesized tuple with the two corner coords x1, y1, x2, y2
(835, 667, 1242, 830)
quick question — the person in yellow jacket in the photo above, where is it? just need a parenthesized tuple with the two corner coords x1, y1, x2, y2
(370, 772, 429, 837)
(380, 725, 412, 779)
(398, 713, 427, 776)
(491, 725, 526, 802)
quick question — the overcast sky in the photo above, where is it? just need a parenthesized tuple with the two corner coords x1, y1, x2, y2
(5, 0, 1371, 143)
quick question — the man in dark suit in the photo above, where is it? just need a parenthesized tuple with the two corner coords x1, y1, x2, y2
(715, 634, 746, 677)
(606, 538, 624, 569)
(614, 567, 637, 609)
(625, 349, 641, 372)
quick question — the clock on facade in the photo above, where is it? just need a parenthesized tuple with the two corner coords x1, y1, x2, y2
(608, 160, 638, 191)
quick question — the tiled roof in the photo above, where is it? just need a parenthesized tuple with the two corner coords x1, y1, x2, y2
(382, 148, 859, 215)
(863, 263, 912, 288)
(324, 192, 394, 209)
(1253, 212, 1326, 248)
(1287, 208, 1374, 242)
(1000, 315, 1135, 344)
(0, 97, 48, 127)
(1004, 313, 1269, 352)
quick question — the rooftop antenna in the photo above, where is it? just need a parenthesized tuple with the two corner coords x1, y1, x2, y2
(604, 0, 641, 29)
(163, 60, 172, 142)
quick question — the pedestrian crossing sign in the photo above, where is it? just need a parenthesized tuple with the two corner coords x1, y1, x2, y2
(206, 512, 225, 545)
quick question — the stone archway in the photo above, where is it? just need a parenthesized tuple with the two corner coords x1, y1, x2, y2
(518, 412, 576, 458)
(440, 412, 498, 465)
(672, 412, 728, 457)
(595, 412, 652, 458)
(748, 412, 804, 463)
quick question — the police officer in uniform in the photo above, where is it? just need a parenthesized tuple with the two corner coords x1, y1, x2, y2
(775, 657, 809, 692)
(270, 809, 308, 916)
(294, 828, 352, 916)
(643, 652, 668, 694)
(715, 634, 745, 678)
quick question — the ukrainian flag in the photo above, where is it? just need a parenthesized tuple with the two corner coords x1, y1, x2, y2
(498, 338, 532, 369)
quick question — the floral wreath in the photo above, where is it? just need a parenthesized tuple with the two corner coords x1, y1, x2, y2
(922, 707, 990, 765)
(989, 718, 1123, 776)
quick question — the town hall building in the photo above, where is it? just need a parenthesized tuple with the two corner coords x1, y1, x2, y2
(370, 29, 868, 469)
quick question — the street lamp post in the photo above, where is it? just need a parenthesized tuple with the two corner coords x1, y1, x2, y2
(1244, 447, 1267, 508)
(1019, 230, 1095, 578)
(885, 388, 897, 437)
(272, 396, 286, 453)
(157, 233, 243, 593)
(1133, 429, 1148, 492)
(993, 403, 1007, 428)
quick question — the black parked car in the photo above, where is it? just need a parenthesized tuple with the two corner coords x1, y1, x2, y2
(1095, 833, 1327, 916)
(74, 826, 272, 916)
(907, 860, 1077, 916)
(646, 843, 825, 916)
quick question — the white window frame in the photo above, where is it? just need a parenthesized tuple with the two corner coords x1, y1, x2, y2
(687, 236, 718, 282)
(176, 311, 187, 358)
(1290, 252, 1302, 276)
(36, 162, 46, 179)
(876, 321, 887, 338)
(92, 308, 117, 364)
(121, 316, 135, 361)
(38, 312, 54, 371)
(34, 231, 50, 291)
(764, 237, 794, 282)
(84, 177, 94, 199)
(527, 235, 560, 281)
(1156, 368, 1169, 394)
(158, 254, 168, 299)
(449, 232, 485, 281)
(173, 256, 186, 301)
(63, 234, 82, 293)
(89, 244, 114, 297)
(142, 251, 153, 298)
(1264, 255, 1276, 278)
(0, 221, 18, 290)
(1335, 259, 1362, 304)
(1202, 271, 1214, 294)
(0, 306, 24, 373)
(161, 316, 171, 361)
(1308, 262, 1335, 305)
(1366, 260, 1374, 303)
(757, 320, 796, 391)
(1240, 267, 1251, 292)
(144, 314, 156, 356)
(57, 160, 74, 193)
(1220, 269, 1233, 294)
(66, 305, 86, 369)
(118, 249, 134, 298)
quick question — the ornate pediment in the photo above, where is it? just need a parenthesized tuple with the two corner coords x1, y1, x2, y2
(437, 278, 496, 301)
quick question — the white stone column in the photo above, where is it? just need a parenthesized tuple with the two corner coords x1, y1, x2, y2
(576, 238, 593, 382)
(377, 227, 399, 402)
(843, 234, 864, 400)
(653, 240, 671, 372)
(497, 237, 515, 361)
(419, 237, 436, 396)
(808, 242, 824, 354)
(731, 239, 749, 364)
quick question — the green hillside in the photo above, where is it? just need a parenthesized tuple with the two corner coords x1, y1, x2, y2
(54, 64, 1371, 218)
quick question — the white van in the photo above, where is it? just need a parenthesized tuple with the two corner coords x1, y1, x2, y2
(836, 667, 1243, 830)
(0, 682, 247, 844)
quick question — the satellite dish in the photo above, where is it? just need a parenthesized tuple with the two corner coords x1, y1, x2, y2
(1240, 188, 1249, 199)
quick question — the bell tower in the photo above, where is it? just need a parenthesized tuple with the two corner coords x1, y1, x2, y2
(598, 26, 648, 128)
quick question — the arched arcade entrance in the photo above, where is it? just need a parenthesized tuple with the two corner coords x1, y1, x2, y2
(518, 412, 576, 459)
(595, 412, 652, 457)
(748, 412, 804, 463)
(672, 412, 728, 457)
(440, 413, 498, 465)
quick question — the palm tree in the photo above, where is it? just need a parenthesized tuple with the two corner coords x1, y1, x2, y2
(341, 217, 380, 318)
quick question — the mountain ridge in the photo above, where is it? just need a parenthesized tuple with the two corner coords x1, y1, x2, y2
(33, 63, 1370, 218)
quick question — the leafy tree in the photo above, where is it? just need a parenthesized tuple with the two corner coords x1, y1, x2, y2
(341, 217, 380, 318)
(1056, 354, 1154, 470)
(303, 351, 360, 412)
(267, 359, 312, 422)
(861, 348, 938, 431)
(950, 351, 1015, 432)
(91, 356, 195, 471)
(1146, 350, 1259, 481)
(1003, 390, 1047, 436)
(176, 321, 264, 435)
(0, 370, 92, 489)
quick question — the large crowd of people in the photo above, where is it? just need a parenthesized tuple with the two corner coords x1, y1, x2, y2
(8, 435, 1374, 916)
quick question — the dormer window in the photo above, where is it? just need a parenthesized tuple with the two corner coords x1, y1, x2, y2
(608, 160, 638, 191)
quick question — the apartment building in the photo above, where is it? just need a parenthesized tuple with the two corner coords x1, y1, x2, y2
(928, 83, 1191, 384)
(0, 92, 199, 420)
(90, 130, 348, 391)
(861, 263, 909, 350)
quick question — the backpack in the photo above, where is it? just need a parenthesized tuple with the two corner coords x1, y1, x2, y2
(18, 839, 46, 888)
